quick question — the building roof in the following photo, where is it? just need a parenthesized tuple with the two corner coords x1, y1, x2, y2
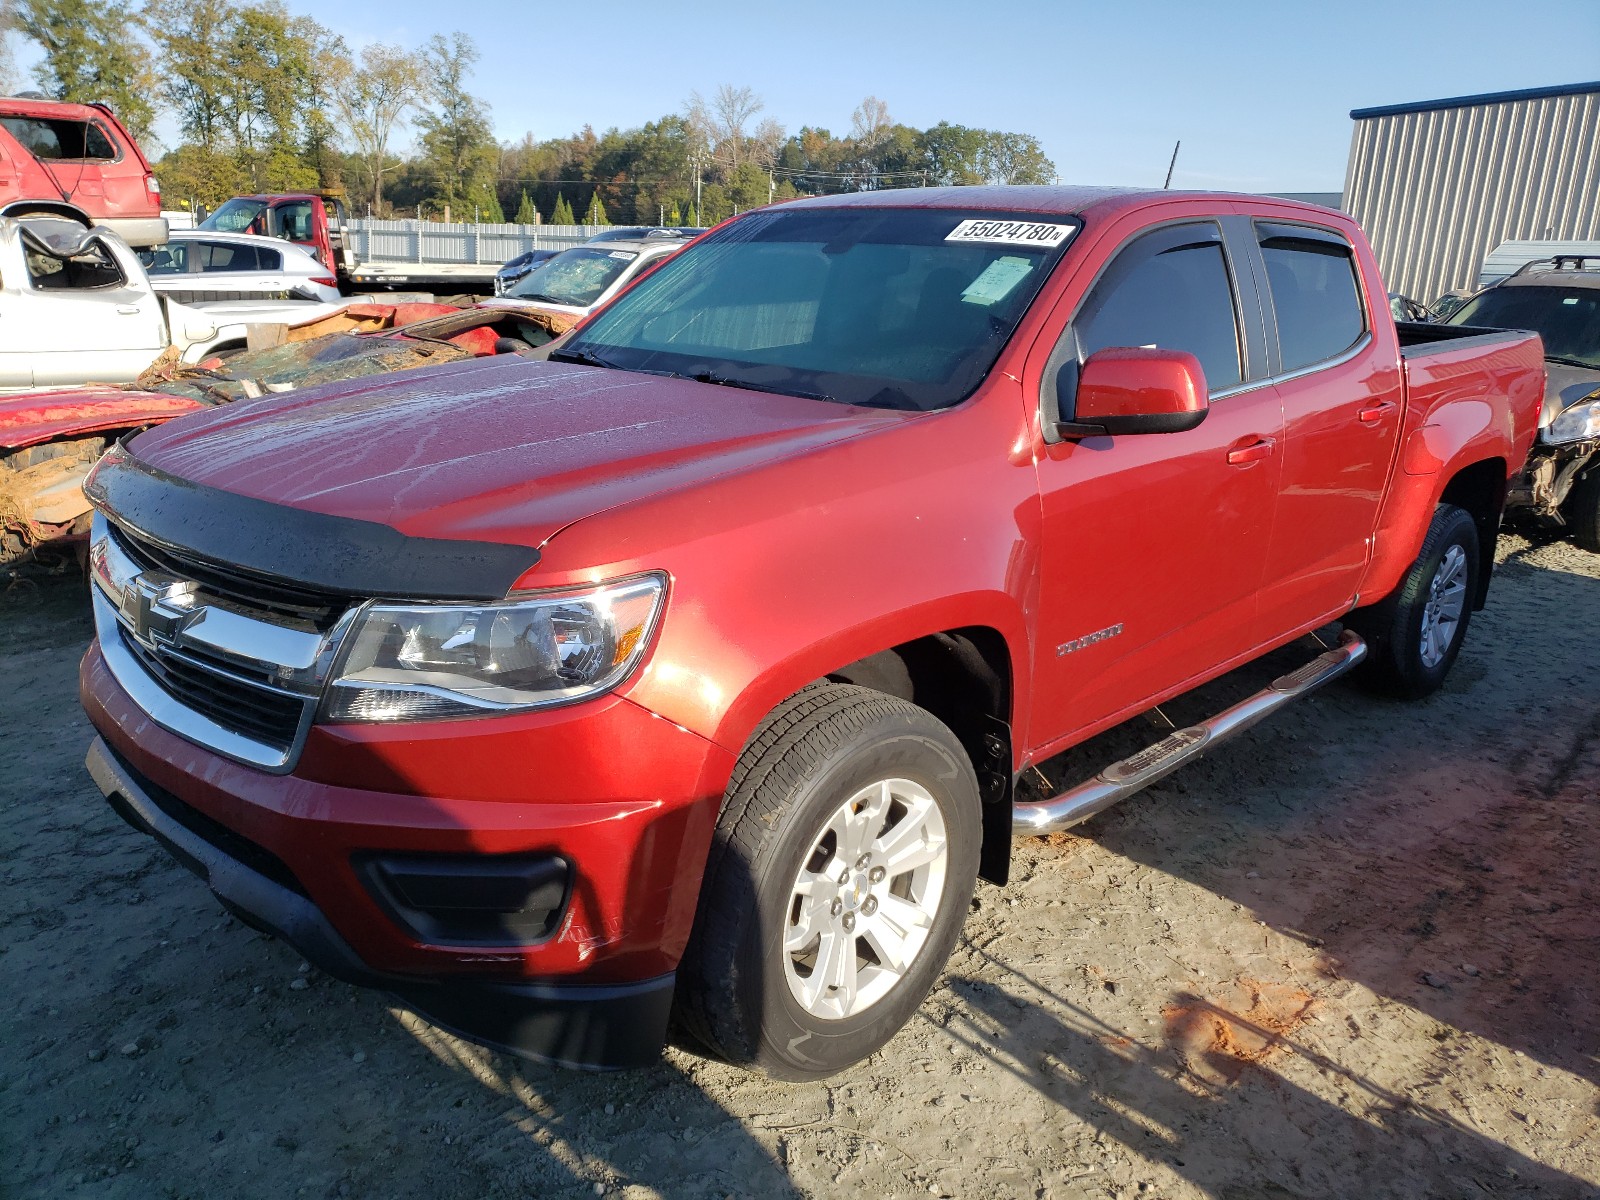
(1351, 81, 1600, 120)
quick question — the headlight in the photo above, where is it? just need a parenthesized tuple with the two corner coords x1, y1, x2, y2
(1545, 396, 1600, 444)
(323, 574, 666, 722)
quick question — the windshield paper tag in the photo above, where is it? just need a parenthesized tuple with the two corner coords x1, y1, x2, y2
(946, 219, 1074, 248)
(608, 250, 636, 260)
(962, 256, 1034, 305)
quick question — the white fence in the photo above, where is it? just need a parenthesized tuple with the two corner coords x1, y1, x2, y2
(345, 220, 603, 265)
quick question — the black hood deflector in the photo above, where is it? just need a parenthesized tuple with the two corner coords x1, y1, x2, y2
(84, 446, 541, 601)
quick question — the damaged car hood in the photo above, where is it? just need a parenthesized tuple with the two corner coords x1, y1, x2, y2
(124, 355, 910, 554)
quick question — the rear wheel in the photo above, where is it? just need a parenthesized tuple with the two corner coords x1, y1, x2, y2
(674, 684, 981, 1080)
(1347, 503, 1479, 699)
(1564, 468, 1600, 553)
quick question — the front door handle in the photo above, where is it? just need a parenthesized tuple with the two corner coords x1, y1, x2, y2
(116, 305, 141, 315)
(1358, 400, 1397, 424)
(1226, 436, 1276, 465)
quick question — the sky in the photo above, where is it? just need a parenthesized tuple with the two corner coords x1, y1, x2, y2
(13, 0, 1600, 192)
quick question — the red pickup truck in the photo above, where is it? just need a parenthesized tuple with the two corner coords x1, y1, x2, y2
(78, 187, 1544, 1079)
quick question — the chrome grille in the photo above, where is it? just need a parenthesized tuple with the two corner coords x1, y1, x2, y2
(90, 517, 356, 772)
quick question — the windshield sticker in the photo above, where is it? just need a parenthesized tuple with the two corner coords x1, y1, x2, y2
(945, 219, 1075, 248)
(608, 250, 637, 261)
(961, 256, 1034, 306)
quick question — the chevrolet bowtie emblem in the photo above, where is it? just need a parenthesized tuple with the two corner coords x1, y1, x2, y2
(126, 575, 200, 648)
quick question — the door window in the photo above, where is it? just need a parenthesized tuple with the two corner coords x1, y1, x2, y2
(1075, 224, 1243, 390)
(274, 202, 317, 242)
(1256, 223, 1366, 373)
(26, 241, 125, 290)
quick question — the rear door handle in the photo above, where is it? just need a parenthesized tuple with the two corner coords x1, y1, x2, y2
(116, 305, 141, 315)
(1358, 400, 1397, 424)
(1226, 436, 1276, 465)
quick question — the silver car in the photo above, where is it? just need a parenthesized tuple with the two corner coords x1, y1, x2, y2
(482, 238, 688, 321)
(138, 230, 342, 305)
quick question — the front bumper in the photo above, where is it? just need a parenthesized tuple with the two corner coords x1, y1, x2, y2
(80, 642, 736, 1068)
(87, 738, 673, 1068)
(1506, 439, 1598, 519)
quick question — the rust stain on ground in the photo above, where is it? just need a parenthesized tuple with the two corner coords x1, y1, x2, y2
(1163, 979, 1318, 1084)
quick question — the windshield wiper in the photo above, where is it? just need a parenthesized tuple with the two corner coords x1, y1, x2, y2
(514, 292, 569, 305)
(1545, 354, 1598, 369)
(686, 369, 836, 404)
(548, 347, 616, 369)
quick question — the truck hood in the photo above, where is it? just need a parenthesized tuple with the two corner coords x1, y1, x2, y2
(1542, 361, 1600, 427)
(126, 355, 909, 550)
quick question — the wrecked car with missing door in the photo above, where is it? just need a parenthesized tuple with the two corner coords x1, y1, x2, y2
(79, 187, 1543, 1078)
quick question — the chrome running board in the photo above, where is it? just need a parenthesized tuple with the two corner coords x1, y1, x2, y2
(1012, 631, 1366, 836)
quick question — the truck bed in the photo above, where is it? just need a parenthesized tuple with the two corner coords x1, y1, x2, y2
(1395, 320, 1532, 357)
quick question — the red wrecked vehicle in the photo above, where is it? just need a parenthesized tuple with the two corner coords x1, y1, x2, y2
(0, 96, 166, 247)
(0, 304, 575, 564)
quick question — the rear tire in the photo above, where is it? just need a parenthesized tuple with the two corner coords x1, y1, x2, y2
(1347, 503, 1479, 700)
(674, 683, 981, 1080)
(1564, 468, 1600, 553)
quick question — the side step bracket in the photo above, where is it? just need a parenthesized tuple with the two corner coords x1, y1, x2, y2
(1012, 631, 1366, 836)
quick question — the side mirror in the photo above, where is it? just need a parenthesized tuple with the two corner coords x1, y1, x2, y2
(1055, 347, 1209, 438)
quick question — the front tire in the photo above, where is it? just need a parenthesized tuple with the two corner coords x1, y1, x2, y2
(674, 684, 981, 1080)
(1564, 467, 1600, 553)
(1347, 503, 1480, 700)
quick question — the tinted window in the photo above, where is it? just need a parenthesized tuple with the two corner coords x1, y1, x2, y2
(565, 207, 1080, 410)
(1075, 225, 1242, 389)
(1257, 224, 1365, 372)
(1448, 285, 1600, 369)
(193, 241, 279, 272)
(0, 116, 117, 160)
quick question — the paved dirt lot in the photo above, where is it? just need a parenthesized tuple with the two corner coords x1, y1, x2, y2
(2, 532, 1597, 1200)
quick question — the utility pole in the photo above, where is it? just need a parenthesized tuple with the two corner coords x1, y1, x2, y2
(659, 203, 665, 224)
(768, 169, 774, 205)
(1163, 141, 1181, 189)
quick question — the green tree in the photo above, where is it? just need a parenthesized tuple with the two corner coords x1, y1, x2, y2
(551, 191, 575, 225)
(582, 191, 608, 225)
(329, 41, 422, 213)
(514, 188, 536, 224)
(149, 0, 235, 152)
(665, 201, 681, 224)
(14, 0, 155, 138)
(415, 32, 499, 219)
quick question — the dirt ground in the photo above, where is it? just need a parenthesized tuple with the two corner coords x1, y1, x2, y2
(2, 531, 1596, 1200)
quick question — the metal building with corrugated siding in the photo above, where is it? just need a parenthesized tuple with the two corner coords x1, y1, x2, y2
(1343, 81, 1600, 304)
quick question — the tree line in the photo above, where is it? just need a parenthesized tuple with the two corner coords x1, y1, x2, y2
(1, 1, 1057, 226)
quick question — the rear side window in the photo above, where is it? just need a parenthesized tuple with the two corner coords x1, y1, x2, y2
(1075, 223, 1243, 390)
(196, 241, 281, 272)
(0, 116, 118, 160)
(1257, 223, 1366, 373)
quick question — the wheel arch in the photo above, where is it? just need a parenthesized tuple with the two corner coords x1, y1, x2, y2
(822, 626, 1017, 886)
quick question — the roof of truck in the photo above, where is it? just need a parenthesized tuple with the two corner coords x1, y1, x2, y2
(779, 184, 1341, 220)
(0, 96, 111, 121)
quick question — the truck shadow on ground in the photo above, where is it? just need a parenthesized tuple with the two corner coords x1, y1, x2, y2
(940, 947, 1596, 1198)
(1014, 541, 1597, 1116)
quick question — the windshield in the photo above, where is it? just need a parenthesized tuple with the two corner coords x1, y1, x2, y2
(508, 246, 637, 307)
(563, 207, 1079, 410)
(1449, 284, 1600, 368)
(198, 198, 269, 235)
